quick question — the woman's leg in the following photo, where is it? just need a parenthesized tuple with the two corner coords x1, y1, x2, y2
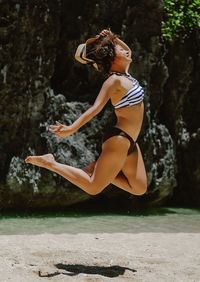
(121, 143, 147, 195)
(25, 136, 131, 195)
(83, 161, 133, 192)
(83, 143, 147, 195)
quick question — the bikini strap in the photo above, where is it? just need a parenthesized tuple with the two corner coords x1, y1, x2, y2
(109, 72, 136, 83)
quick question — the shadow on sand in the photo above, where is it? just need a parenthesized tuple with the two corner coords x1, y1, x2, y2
(39, 263, 136, 278)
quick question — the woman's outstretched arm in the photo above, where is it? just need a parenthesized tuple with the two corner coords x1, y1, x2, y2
(49, 76, 118, 137)
(71, 83, 110, 131)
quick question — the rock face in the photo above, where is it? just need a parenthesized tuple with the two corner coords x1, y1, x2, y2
(0, 0, 199, 210)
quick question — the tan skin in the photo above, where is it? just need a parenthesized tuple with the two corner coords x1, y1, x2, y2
(25, 29, 147, 196)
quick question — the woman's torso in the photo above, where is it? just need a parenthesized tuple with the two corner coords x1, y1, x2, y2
(109, 73, 144, 141)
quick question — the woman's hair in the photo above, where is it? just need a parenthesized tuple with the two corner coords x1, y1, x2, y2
(86, 35, 116, 74)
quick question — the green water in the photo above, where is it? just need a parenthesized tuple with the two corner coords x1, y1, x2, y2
(0, 208, 200, 235)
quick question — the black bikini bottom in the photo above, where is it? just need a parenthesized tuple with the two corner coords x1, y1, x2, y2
(102, 126, 136, 155)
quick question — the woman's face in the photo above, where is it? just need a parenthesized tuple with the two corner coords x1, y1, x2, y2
(114, 44, 132, 62)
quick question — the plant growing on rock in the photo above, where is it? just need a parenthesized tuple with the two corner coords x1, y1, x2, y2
(162, 0, 200, 40)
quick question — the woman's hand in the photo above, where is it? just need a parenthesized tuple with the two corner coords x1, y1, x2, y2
(99, 29, 116, 40)
(49, 122, 75, 138)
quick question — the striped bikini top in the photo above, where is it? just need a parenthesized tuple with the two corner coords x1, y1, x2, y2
(110, 72, 144, 109)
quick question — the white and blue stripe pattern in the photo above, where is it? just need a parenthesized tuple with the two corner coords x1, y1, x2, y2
(111, 73, 144, 109)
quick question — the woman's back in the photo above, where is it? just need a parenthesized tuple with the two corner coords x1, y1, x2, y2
(114, 102, 144, 141)
(108, 73, 144, 140)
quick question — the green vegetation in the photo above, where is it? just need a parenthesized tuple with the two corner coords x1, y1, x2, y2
(162, 0, 200, 40)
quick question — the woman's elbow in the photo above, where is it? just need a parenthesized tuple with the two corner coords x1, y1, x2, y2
(92, 104, 104, 116)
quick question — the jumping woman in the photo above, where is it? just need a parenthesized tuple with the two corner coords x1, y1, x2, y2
(25, 29, 147, 196)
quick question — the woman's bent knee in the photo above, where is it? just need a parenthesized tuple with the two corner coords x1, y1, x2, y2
(87, 184, 103, 196)
(131, 181, 147, 196)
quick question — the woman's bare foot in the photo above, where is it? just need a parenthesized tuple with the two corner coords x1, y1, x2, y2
(25, 154, 55, 169)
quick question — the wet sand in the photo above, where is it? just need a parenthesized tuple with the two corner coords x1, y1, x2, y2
(0, 232, 200, 281)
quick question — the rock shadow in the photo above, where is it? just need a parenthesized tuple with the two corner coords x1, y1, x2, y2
(39, 263, 136, 278)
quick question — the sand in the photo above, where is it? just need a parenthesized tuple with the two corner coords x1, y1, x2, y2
(0, 233, 200, 282)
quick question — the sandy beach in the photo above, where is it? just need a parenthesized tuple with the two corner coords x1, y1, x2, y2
(0, 232, 200, 282)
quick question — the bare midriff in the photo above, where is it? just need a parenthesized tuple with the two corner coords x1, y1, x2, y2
(114, 102, 144, 141)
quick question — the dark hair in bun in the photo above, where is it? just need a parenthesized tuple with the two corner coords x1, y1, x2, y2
(86, 36, 116, 74)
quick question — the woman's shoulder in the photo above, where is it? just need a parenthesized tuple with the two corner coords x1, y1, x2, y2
(104, 73, 122, 86)
(100, 74, 122, 93)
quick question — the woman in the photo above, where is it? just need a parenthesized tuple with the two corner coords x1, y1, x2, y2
(25, 29, 147, 196)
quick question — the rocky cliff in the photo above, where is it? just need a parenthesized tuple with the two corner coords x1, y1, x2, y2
(0, 0, 199, 210)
